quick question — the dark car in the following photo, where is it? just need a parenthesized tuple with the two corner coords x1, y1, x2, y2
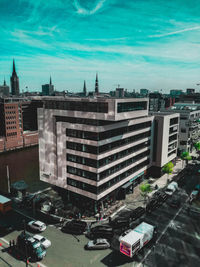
(16, 231, 46, 261)
(87, 225, 114, 239)
(61, 220, 87, 235)
(109, 217, 130, 229)
(167, 198, 181, 208)
(130, 207, 145, 220)
(153, 191, 168, 203)
(146, 199, 159, 213)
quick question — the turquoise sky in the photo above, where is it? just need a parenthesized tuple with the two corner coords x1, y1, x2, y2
(1, 0, 200, 93)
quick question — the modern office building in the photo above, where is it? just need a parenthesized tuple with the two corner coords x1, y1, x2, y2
(42, 77, 54, 96)
(0, 79, 9, 97)
(38, 97, 154, 211)
(10, 60, 20, 96)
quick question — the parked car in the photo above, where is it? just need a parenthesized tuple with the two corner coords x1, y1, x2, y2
(33, 234, 51, 248)
(153, 191, 168, 203)
(87, 225, 114, 239)
(16, 231, 46, 261)
(28, 220, 46, 232)
(146, 199, 159, 213)
(110, 217, 130, 229)
(85, 238, 110, 250)
(130, 207, 145, 220)
(190, 190, 199, 201)
(61, 220, 87, 235)
(167, 198, 181, 208)
(165, 182, 178, 196)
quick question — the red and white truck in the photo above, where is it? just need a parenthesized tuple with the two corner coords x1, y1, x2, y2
(120, 222, 156, 258)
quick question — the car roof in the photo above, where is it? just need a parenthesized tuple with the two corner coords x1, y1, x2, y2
(34, 221, 45, 226)
(34, 234, 43, 240)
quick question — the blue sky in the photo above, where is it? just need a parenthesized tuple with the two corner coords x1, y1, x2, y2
(1, 0, 200, 93)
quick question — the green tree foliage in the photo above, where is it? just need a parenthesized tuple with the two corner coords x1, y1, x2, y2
(180, 151, 192, 166)
(139, 181, 152, 205)
(194, 142, 200, 151)
(162, 162, 174, 175)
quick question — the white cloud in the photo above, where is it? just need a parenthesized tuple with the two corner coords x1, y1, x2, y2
(73, 0, 106, 15)
(149, 26, 200, 38)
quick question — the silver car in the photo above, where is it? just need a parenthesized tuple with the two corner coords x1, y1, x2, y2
(85, 239, 110, 250)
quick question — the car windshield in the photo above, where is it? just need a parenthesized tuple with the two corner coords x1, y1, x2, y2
(166, 189, 173, 192)
(35, 246, 44, 254)
(40, 238, 46, 242)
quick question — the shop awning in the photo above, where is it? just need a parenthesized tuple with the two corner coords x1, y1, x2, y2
(122, 181, 132, 189)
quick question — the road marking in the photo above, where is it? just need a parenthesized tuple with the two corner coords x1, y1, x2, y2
(0, 237, 9, 245)
(36, 261, 48, 267)
(137, 201, 186, 267)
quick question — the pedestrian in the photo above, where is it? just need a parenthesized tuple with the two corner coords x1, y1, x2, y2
(12, 240, 15, 247)
(9, 240, 12, 248)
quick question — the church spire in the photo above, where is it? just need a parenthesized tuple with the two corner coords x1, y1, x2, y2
(50, 76, 52, 85)
(12, 59, 16, 74)
(3, 77, 6, 86)
(95, 73, 99, 94)
(83, 80, 87, 96)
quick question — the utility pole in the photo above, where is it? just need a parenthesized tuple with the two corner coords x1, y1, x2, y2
(23, 220, 28, 267)
(6, 165, 10, 194)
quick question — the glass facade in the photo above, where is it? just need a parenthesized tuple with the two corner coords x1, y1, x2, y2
(117, 102, 147, 113)
(67, 159, 149, 195)
(66, 121, 151, 141)
(66, 130, 151, 155)
(67, 150, 150, 181)
(45, 100, 108, 113)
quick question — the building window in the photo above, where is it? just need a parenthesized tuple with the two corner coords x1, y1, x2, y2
(117, 102, 147, 113)
(181, 128, 186, 133)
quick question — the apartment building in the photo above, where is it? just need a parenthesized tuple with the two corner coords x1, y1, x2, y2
(150, 112, 179, 177)
(162, 103, 200, 153)
(0, 97, 40, 152)
(38, 97, 154, 211)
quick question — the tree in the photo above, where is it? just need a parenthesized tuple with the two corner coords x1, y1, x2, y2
(139, 181, 152, 206)
(180, 151, 192, 167)
(162, 162, 174, 179)
(194, 142, 200, 154)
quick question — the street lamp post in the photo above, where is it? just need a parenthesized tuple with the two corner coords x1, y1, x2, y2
(23, 220, 28, 267)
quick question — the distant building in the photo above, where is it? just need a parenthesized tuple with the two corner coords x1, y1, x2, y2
(95, 73, 99, 94)
(42, 77, 54, 96)
(10, 60, 20, 96)
(140, 89, 149, 96)
(0, 79, 9, 97)
(149, 92, 164, 112)
(170, 89, 184, 97)
(116, 88, 124, 98)
(0, 97, 40, 152)
(186, 88, 195, 95)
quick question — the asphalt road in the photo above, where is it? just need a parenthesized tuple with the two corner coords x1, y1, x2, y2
(0, 168, 200, 267)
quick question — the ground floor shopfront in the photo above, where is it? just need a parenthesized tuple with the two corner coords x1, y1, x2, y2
(63, 170, 147, 217)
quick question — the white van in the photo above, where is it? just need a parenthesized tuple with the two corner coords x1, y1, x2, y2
(165, 182, 178, 196)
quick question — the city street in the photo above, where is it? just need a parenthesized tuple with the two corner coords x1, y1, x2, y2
(0, 167, 200, 267)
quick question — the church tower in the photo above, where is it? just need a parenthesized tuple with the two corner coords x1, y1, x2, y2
(10, 59, 20, 95)
(83, 80, 87, 96)
(95, 73, 99, 94)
